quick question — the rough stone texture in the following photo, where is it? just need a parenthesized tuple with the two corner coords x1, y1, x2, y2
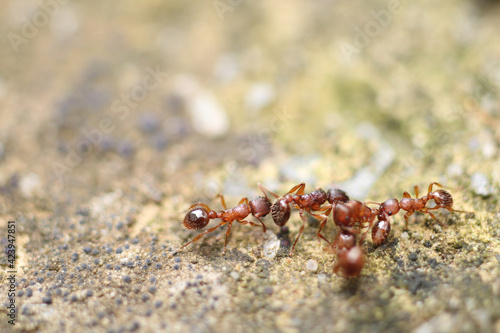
(1, 0, 500, 332)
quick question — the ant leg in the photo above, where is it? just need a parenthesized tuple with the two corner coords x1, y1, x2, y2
(311, 207, 335, 251)
(288, 183, 306, 196)
(359, 224, 371, 243)
(222, 222, 233, 254)
(315, 217, 333, 248)
(403, 191, 412, 199)
(420, 208, 448, 228)
(414, 185, 419, 198)
(254, 216, 267, 233)
(237, 219, 262, 229)
(258, 183, 280, 199)
(289, 209, 307, 256)
(427, 182, 444, 195)
(174, 223, 225, 254)
(444, 207, 469, 214)
(403, 210, 414, 230)
(427, 205, 469, 214)
(216, 194, 228, 210)
(188, 202, 212, 211)
(238, 197, 249, 205)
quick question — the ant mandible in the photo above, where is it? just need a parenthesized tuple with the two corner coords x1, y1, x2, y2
(175, 193, 272, 254)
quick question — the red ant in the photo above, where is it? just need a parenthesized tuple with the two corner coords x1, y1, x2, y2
(258, 183, 349, 255)
(367, 182, 468, 245)
(330, 200, 373, 277)
(331, 225, 364, 277)
(175, 193, 272, 254)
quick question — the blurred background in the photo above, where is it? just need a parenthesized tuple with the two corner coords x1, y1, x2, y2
(1, 0, 499, 210)
(1, 0, 500, 332)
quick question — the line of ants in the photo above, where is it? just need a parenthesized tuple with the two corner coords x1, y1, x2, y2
(175, 182, 468, 277)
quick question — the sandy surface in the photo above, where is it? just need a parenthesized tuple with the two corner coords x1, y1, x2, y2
(1, 0, 500, 332)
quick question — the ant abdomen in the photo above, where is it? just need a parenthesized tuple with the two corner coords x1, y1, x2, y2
(432, 189, 453, 208)
(271, 200, 291, 226)
(371, 218, 391, 245)
(183, 206, 211, 230)
(335, 246, 364, 277)
(249, 196, 272, 217)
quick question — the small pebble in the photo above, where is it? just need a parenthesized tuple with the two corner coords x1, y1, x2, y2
(245, 82, 275, 111)
(262, 230, 280, 259)
(175, 75, 229, 137)
(306, 259, 318, 272)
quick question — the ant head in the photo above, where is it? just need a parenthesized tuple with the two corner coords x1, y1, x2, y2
(249, 196, 272, 217)
(327, 188, 350, 204)
(345, 200, 365, 219)
(334, 203, 352, 227)
(183, 206, 210, 230)
(432, 189, 453, 207)
(271, 199, 291, 227)
(380, 198, 400, 216)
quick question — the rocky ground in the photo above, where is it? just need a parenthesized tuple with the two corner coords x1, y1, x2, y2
(1, 0, 500, 332)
